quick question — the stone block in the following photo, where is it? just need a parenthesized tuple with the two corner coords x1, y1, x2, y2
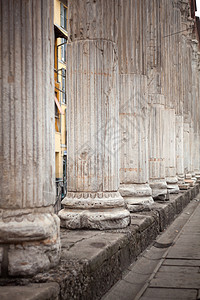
(8, 239, 60, 276)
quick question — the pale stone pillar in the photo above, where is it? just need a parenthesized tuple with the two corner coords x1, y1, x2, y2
(147, 0, 167, 200)
(183, 35, 194, 180)
(117, 0, 153, 211)
(191, 40, 200, 178)
(58, 0, 130, 229)
(176, 115, 184, 183)
(196, 51, 200, 181)
(175, 2, 185, 186)
(148, 96, 167, 199)
(161, 0, 179, 194)
(0, 0, 60, 276)
(163, 109, 179, 193)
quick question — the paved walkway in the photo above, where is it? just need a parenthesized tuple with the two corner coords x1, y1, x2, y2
(102, 197, 200, 300)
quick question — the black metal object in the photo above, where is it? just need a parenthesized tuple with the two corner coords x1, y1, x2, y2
(54, 178, 67, 214)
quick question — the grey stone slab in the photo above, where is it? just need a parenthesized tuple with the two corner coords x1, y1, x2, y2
(62, 232, 127, 272)
(128, 255, 160, 275)
(61, 229, 100, 243)
(163, 258, 200, 266)
(142, 246, 167, 260)
(141, 287, 197, 299)
(150, 272, 200, 288)
(102, 279, 141, 300)
(158, 265, 199, 273)
(167, 245, 200, 259)
(123, 271, 149, 285)
(0, 283, 59, 300)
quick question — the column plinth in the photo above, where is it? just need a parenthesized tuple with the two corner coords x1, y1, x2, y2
(119, 184, 153, 212)
(59, 192, 129, 229)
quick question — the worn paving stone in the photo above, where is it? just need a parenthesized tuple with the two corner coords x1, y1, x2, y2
(163, 258, 200, 267)
(127, 255, 160, 275)
(167, 245, 200, 259)
(0, 283, 59, 300)
(157, 265, 199, 273)
(102, 279, 141, 300)
(140, 287, 197, 300)
(123, 271, 150, 285)
(150, 272, 200, 288)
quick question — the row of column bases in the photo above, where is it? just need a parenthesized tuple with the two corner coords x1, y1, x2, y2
(1, 0, 200, 278)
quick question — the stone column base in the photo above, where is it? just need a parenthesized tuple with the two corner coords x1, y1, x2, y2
(185, 173, 197, 186)
(58, 192, 130, 230)
(177, 174, 190, 189)
(119, 184, 154, 212)
(0, 210, 60, 277)
(149, 179, 167, 201)
(166, 176, 179, 194)
(195, 172, 200, 182)
(177, 174, 185, 184)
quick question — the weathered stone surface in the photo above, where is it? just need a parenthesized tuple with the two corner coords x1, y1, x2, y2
(119, 184, 154, 212)
(0, 213, 59, 243)
(163, 258, 200, 266)
(150, 272, 200, 289)
(140, 288, 197, 300)
(8, 238, 60, 276)
(0, 283, 60, 300)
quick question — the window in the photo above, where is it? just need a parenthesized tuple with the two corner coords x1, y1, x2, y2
(61, 38, 67, 62)
(62, 68, 66, 103)
(60, 3, 67, 30)
(60, 3, 68, 62)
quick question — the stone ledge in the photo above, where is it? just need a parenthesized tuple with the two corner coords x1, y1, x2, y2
(0, 184, 199, 300)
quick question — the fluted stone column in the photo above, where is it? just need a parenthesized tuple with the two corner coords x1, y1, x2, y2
(196, 51, 200, 181)
(117, 0, 153, 212)
(58, 0, 130, 229)
(175, 1, 185, 185)
(162, 0, 179, 194)
(147, 0, 167, 200)
(0, 0, 60, 277)
(163, 109, 179, 193)
(191, 40, 200, 178)
(176, 115, 184, 183)
(183, 35, 194, 179)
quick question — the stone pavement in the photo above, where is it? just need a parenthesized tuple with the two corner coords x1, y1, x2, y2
(102, 195, 200, 300)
